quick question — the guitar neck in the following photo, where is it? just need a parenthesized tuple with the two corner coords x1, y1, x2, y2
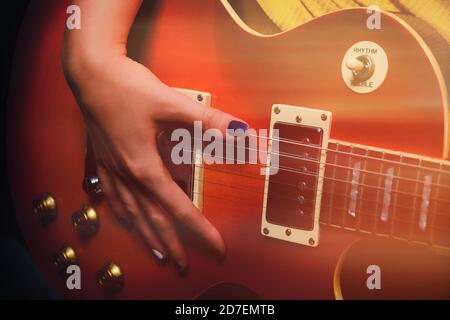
(320, 139, 450, 249)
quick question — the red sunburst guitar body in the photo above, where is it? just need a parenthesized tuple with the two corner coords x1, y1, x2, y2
(7, 0, 450, 299)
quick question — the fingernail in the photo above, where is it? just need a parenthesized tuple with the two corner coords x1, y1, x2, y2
(218, 241, 227, 262)
(217, 249, 226, 263)
(175, 262, 188, 276)
(227, 120, 248, 137)
(151, 249, 165, 261)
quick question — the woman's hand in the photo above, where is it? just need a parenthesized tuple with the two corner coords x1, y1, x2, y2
(61, 0, 247, 273)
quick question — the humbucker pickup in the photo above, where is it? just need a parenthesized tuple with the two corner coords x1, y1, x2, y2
(261, 105, 331, 246)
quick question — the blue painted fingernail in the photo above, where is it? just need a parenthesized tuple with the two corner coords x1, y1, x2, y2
(228, 120, 248, 137)
(227, 120, 248, 132)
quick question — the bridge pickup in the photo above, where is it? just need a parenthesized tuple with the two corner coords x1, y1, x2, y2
(261, 105, 331, 246)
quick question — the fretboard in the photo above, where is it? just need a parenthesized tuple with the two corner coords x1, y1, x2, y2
(319, 139, 450, 249)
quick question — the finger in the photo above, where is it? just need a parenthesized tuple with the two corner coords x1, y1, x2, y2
(116, 161, 188, 271)
(156, 87, 248, 136)
(132, 154, 225, 259)
(97, 166, 131, 227)
(138, 197, 188, 273)
(110, 172, 166, 261)
(134, 214, 166, 262)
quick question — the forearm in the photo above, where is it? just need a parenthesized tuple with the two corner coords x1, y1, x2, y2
(62, 0, 143, 80)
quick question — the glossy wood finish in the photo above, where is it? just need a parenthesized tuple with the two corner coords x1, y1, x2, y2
(336, 238, 450, 299)
(7, 0, 448, 299)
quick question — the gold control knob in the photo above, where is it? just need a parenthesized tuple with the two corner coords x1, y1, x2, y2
(72, 204, 99, 237)
(33, 192, 57, 225)
(53, 245, 77, 272)
(97, 262, 124, 295)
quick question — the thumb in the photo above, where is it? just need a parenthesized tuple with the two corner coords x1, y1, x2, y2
(160, 88, 248, 136)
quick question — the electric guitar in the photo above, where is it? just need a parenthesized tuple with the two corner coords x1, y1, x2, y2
(7, 0, 450, 299)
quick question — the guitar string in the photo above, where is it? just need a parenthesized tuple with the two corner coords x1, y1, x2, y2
(178, 148, 450, 204)
(247, 133, 450, 176)
(194, 160, 450, 205)
(193, 173, 449, 218)
(192, 175, 450, 220)
(190, 190, 450, 234)
(209, 163, 450, 206)
(181, 134, 450, 177)
(192, 190, 450, 238)
(186, 135, 450, 186)
(190, 163, 450, 222)
(181, 143, 450, 191)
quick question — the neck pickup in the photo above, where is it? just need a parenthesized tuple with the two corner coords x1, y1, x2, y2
(261, 105, 331, 247)
(261, 104, 450, 249)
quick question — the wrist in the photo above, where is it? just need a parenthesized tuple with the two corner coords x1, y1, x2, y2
(61, 32, 126, 85)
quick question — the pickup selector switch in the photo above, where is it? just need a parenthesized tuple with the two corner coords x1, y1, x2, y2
(341, 41, 388, 94)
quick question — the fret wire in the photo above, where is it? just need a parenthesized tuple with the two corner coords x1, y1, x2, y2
(342, 144, 353, 228)
(194, 174, 450, 220)
(356, 148, 368, 232)
(197, 192, 436, 227)
(189, 135, 450, 180)
(430, 164, 442, 245)
(277, 150, 449, 189)
(242, 134, 450, 176)
(207, 151, 450, 205)
(277, 164, 450, 204)
(409, 158, 422, 241)
(182, 147, 450, 190)
(373, 151, 385, 235)
(319, 205, 450, 247)
(197, 162, 450, 206)
(192, 189, 450, 232)
(317, 203, 438, 228)
(194, 179, 447, 222)
(317, 183, 450, 216)
(325, 142, 338, 226)
(390, 155, 402, 237)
